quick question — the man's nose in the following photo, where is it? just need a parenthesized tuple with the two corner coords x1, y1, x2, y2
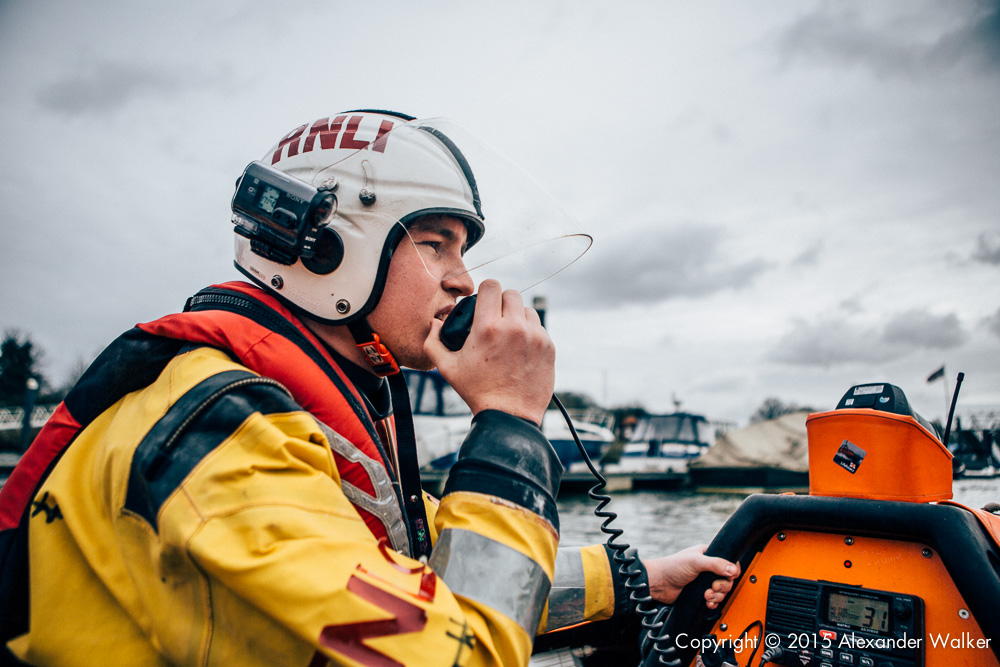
(443, 266, 475, 297)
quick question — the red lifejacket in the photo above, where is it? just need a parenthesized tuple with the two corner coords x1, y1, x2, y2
(138, 281, 401, 543)
(1, 281, 399, 546)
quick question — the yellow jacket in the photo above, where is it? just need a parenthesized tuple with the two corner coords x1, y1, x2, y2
(5, 284, 625, 667)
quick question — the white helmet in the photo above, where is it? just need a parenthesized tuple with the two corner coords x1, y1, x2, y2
(234, 110, 486, 325)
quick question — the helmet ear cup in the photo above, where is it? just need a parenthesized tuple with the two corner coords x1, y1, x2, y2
(302, 228, 345, 275)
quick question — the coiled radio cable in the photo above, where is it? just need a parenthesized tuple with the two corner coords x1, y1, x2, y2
(551, 395, 681, 666)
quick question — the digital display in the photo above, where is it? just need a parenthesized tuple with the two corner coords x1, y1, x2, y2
(826, 593, 890, 632)
(258, 186, 280, 214)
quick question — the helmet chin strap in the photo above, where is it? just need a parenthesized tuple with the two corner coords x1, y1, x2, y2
(347, 319, 400, 377)
(347, 316, 432, 559)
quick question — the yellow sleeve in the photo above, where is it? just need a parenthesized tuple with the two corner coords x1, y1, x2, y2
(539, 544, 622, 632)
(166, 403, 562, 666)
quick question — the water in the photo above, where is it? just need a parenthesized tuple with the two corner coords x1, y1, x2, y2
(556, 478, 1000, 556)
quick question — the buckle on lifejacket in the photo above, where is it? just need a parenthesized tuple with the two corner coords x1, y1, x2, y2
(356, 332, 400, 377)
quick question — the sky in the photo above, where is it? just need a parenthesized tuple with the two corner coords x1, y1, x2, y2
(1, 0, 998, 427)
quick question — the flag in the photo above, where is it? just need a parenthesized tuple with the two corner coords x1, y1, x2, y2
(927, 366, 945, 383)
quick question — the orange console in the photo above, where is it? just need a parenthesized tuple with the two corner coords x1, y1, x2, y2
(805, 382, 953, 502)
(651, 382, 1000, 667)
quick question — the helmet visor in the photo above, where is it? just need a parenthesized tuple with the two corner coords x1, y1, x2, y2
(317, 116, 591, 294)
(405, 117, 592, 293)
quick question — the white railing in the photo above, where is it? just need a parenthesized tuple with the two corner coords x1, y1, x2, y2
(0, 404, 58, 431)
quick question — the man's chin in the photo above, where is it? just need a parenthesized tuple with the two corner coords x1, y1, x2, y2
(401, 359, 436, 372)
(398, 348, 436, 372)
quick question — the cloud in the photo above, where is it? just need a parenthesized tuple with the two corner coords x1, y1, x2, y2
(548, 223, 772, 308)
(930, 1, 1000, 72)
(791, 241, 823, 268)
(986, 307, 1000, 339)
(972, 230, 1000, 264)
(838, 297, 865, 316)
(882, 309, 967, 348)
(768, 318, 892, 366)
(768, 308, 968, 366)
(777, 2, 1000, 78)
(36, 60, 194, 115)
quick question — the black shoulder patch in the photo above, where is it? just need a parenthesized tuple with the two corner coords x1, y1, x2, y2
(124, 371, 298, 529)
(64, 328, 186, 427)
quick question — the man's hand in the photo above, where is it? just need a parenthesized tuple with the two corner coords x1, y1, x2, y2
(643, 544, 740, 609)
(426, 279, 555, 425)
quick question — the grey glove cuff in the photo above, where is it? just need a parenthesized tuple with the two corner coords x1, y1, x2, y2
(442, 409, 564, 530)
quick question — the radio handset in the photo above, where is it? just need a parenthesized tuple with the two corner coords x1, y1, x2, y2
(439, 294, 478, 351)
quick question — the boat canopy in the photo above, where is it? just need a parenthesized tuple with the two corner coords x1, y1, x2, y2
(629, 413, 712, 446)
(688, 411, 809, 472)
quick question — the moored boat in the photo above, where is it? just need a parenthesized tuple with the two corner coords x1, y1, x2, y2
(405, 369, 616, 473)
(603, 411, 713, 475)
(688, 411, 810, 491)
(404, 369, 474, 469)
(950, 424, 1000, 479)
(541, 409, 615, 472)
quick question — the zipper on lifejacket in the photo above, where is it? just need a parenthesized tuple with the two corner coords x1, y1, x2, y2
(144, 375, 291, 480)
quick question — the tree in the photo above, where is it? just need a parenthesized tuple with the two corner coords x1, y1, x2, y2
(48, 355, 91, 402)
(0, 330, 47, 407)
(750, 397, 816, 424)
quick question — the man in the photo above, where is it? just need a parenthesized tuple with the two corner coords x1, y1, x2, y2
(0, 110, 737, 666)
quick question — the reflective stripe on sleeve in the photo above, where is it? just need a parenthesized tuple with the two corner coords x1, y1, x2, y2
(544, 547, 587, 631)
(429, 528, 551, 636)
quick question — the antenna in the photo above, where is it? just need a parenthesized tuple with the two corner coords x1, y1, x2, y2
(941, 372, 965, 447)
